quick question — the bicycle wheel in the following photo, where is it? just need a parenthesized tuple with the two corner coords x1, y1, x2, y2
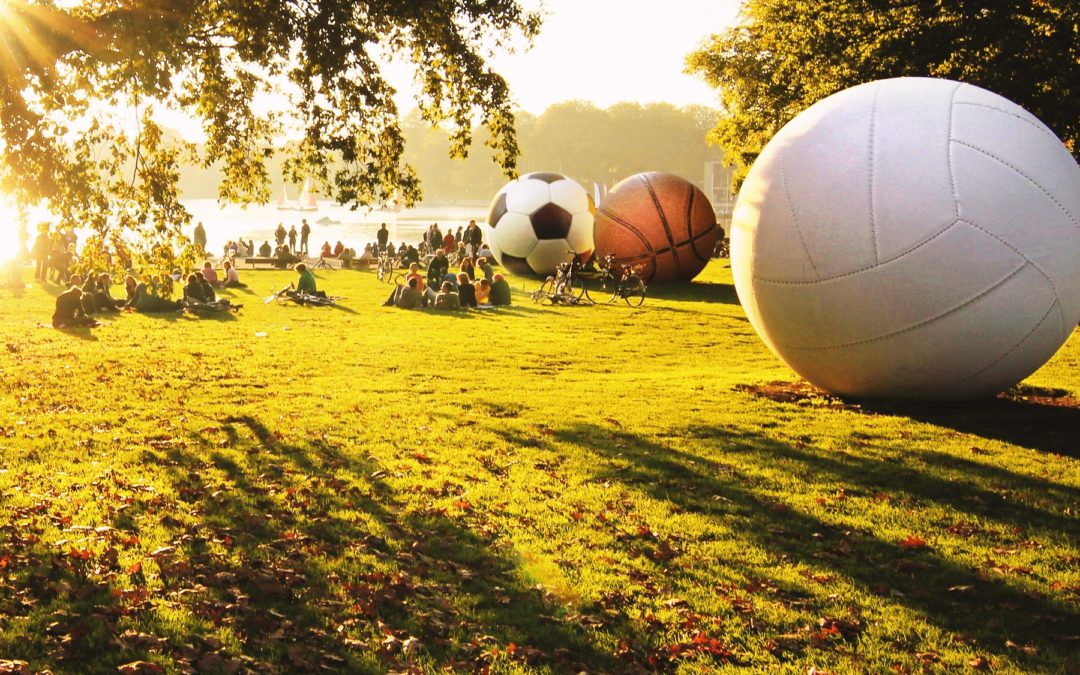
(532, 279, 555, 304)
(583, 279, 602, 303)
(568, 276, 586, 300)
(391, 271, 406, 286)
(622, 276, 646, 307)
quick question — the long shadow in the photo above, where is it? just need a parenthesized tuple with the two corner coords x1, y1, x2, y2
(53, 325, 100, 341)
(645, 280, 740, 305)
(859, 390, 1080, 458)
(113, 414, 616, 672)
(680, 424, 1080, 535)
(542, 423, 1078, 663)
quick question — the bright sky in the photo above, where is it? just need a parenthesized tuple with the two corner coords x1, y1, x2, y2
(484, 0, 741, 112)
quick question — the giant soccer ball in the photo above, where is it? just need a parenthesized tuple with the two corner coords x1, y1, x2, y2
(732, 77, 1080, 400)
(485, 172, 595, 276)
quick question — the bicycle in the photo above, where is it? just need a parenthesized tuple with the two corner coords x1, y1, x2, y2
(582, 254, 646, 307)
(376, 252, 404, 285)
(531, 252, 588, 304)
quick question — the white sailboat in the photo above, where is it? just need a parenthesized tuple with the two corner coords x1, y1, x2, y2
(276, 183, 293, 211)
(297, 177, 318, 211)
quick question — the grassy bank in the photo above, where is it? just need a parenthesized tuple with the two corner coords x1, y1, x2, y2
(0, 261, 1077, 673)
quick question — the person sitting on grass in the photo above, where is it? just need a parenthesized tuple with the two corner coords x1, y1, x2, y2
(339, 247, 355, 268)
(433, 280, 460, 310)
(456, 272, 477, 308)
(405, 262, 425, 293)
(401, 245, 420, 267)
(460, 256, 476, 281)
(222, 259, 244, 288)
(52, 275, 96, 328)
(184, 273, 212, 303)
(275, 244, 300, 269)
(80, 273, 99, 314)
(129, 276, 184, 313)
(93, 274, 125, 311)
(490, 273, 511, 306)
(427, 249, 449, 287)
(383, 276, 424, 309)
(475, 278, 492, 305)
(286, 262, 327, 300)
(477, 256, 494, 282)
(201, 261, 220, 287)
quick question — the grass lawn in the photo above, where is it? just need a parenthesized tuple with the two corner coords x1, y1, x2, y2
(0, 261, 1077, 674)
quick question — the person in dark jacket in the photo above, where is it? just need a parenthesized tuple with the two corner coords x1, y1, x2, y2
(489, 273, 511, 306)
(456, 273, 477, 308)
(427, 249, 449, 287)
(52, 276, 94, 328)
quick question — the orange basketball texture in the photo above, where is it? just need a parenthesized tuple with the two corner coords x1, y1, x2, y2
(594, 172, 718, 283)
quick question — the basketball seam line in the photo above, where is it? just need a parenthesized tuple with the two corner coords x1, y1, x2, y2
(780, 153, 821, 280)
(868, 82, 881, 264)
(947, 82, 962, 220)
(960, 217, 1068, 341)
(644, 175, 683, 278)
(771, 261, 1028, 352)
(685, 185, 709, 263)
(956, 297, 1060, 387)
(596, 206, 658, 280)
(752, 218, 960, 285)
(950, 138, 1080, 232)
(952, 101, 1058, 140)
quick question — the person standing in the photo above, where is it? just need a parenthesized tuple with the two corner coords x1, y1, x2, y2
(300, 219, 311, 255)
(288, 225, 298, 255)
(467, 219, 483, 250)
(32, 226, 50, 281)
(377, 223, 389, 252)
(193, 222, 207, 252)
(275, 223, 287, 247)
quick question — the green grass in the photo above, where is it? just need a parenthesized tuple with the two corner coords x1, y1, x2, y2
(0, 262, 1077, 674)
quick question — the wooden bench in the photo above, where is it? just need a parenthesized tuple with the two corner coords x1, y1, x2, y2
(244, 257, 280, 269)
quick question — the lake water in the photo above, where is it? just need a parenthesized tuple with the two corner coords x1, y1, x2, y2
(184, 199, 490, 255)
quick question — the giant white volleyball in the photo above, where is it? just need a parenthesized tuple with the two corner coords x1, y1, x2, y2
(731, 77, 1080, 399)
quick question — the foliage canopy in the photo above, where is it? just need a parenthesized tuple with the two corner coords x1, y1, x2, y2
(0, 0, 539, 265)
(687, 0, 1080, 184)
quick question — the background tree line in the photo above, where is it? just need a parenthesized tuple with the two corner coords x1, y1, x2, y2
(177, 102, 725, 203)
(687, 0, 1080, 186)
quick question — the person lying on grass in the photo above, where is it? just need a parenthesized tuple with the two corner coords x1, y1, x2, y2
(52, 274, 97, 328)
(286, 262, 327, 300)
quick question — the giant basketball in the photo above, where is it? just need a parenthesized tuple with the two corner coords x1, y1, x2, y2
(594, 172, 718, 283)
(732, 77, 1080, 400)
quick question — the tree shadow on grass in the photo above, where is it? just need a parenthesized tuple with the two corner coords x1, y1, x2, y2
(741, 381, 1080, 457)
(547, 423, 1078, 665)
(104, 414, 615, 672)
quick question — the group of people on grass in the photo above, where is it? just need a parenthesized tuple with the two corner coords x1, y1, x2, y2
(51, 260, 245, 329)
(382, 258, 511, 310)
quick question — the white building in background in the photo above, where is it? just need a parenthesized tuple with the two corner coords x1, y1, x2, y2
(704, 161, 736, 235)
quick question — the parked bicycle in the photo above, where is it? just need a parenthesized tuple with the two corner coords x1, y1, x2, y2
(530, 252, 589, 305)
(582, 254, 646, 307)
(376, 251, 404, 285)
